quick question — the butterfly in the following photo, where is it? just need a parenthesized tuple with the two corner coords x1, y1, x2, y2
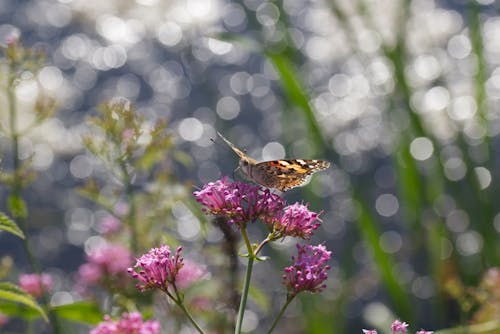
(217, 132, 330, 191)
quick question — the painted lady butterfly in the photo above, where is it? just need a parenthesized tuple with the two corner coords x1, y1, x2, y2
(217, 132, 330, 191)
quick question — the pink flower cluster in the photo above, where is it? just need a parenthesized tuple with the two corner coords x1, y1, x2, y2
(77, 243, 132, 288)
(128, 245, 183, 292)
(128, 245, 206, 293)
(90, 312, 160, 334)
(194, 177, 323, 238)
(19, 273, 52, 298)
(363, 320, 433, 334)
(0, 312, 8, 327)
(283, 244, 331, 296)
(98, 215, 121, 235)
(194, 177, 285, 226)
(268, 202, 322, 239)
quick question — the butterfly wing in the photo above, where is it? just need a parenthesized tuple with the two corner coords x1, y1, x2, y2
(253, 159, 330, 191)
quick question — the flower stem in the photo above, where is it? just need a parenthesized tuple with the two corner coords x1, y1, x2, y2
(170, 288, 206, 334)
(254, 233, 273, 256)
(119, 160, 138, 254)
(235, 227, 255, 334)
(266, 295, 295, 334)
(7, 56, 62, 334)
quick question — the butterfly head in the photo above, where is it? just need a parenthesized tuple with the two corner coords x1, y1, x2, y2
(238, 157, 253, 177)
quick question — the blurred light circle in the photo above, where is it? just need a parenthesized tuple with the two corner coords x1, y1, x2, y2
(51, 291, 73, 307)
(241, 309, 259, 332)
(157, 22, 183, 47)
(414, 55, 440, 81)
(69, 155, 93, 179)
(411, 276, 435, 299)
(136, 0, 160, 5)
(375, 193, 399, 217)
(456, 230, 483, 256)
(379, 231, 402, 254)
(207, 38, 233, 55)
(46, 3, 72, 28)
(223, 3, 247, 29)
(103, 45, 127, 68)
(423, 86, 449, 112)
(449, 95, 477, 121)
(186, 0, 213, 18)
(39, 66, 63, 91)
(216, 96, 240, 120)
(446, 210, 469, 233)
(62, 34, 89, 60)
(464, 121, 485, 140)
(176, 215, 201, 241)
(493, 213, 500, 233)
(178, 117, 203, 141)
(328, 74, 352, 98)
(262, 142, 285, 161)
(16, 79, 38, 103)
(32, 143, 54, 171)
(230, 72, 251, 95)
(357, 29, 381, 53)
(474, 167, 491, 190)
(248, 74, 270, 97)
(256, 3, 280, 26)
(117, 74, 141, 99)
(443, 157, 466, 181)
(410, 137, 434, 161)
(305, 36, 334, 62)
(447, 34, 471, 59)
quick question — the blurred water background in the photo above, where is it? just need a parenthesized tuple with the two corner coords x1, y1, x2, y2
(1, 0, 500, 333)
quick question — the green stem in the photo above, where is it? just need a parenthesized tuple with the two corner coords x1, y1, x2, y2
(169, 287, 206, 334)
(235, 227, 255, 334)
(266, 295, 295, 334)
(119, 160, 138, 253)
(7, 57, 62, 334)
(253, 234, 272, 256)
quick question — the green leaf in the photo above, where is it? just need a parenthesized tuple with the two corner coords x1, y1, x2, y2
(264, 51, 327, 152)
(53, 301, 103, 325)
(0, 211, 24, 239)
(0, 282, 48, 322)
(7, 195, 28, 219)
(0, 300, 40, 320)
(354, 199, 412, 321)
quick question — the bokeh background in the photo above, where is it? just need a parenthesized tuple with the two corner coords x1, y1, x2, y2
(1, 0, 500, 333)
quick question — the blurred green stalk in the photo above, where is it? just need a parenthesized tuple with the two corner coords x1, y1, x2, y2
(6, 51, 62, 334)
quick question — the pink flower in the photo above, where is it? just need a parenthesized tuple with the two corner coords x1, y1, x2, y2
(19, 273, 52, 298)
(90, 312, 160, 334)
(128, 245, 184, 292)
(99, 215, 121, 235)
(88, 243, 132, 275)
(267, 202, 322, 239)
(362, 330, 377, 334)
(282, 244, 331, 296)
(391, 320, 409, 333)
(0, 312, 8, 327)
(194, 177, 285, 226)
(76, 243, 132, 288)
(77, 263, 103, 286)
(176, 260, 207, 289)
